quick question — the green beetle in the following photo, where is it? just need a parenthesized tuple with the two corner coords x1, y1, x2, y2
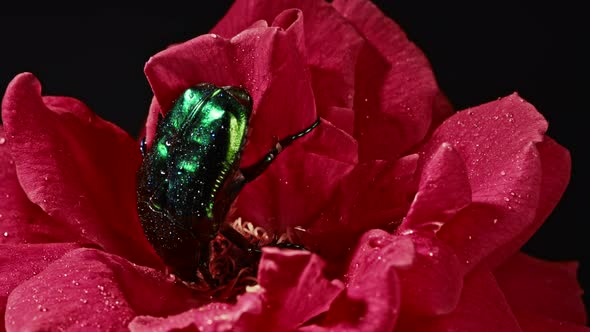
(136, 83, 318, 285)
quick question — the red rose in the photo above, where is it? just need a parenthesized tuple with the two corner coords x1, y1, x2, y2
(1, 0, 587, 331)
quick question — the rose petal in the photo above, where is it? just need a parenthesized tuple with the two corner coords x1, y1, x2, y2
(0, 126, 80, 245)
(144, 10, 317, 167)
(5, 248, 200, 331)
(487, 136, 571, 267)
(212, 0, 364, 129)
(232, 119, 357, 234)
(131, 248, 343, 332)
(495, 252, 586, 324)
(401, 142, 471, 233)
(129, 292, 264, 332)
(425, 94, 547, 272)
(396, 232, 463, 317)
(306, 154, 418, 260)
(514, 310, 590, 332)
(333, 0, 447, 161)
(0, 243, 79, 326)
(305, 229, 408, 331)
(398, 267, 522, 332)
(258, 248, 344, 330)
(1, 73, 160, 267)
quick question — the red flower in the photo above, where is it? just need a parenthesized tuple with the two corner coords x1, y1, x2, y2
(0, 0, 586, 331)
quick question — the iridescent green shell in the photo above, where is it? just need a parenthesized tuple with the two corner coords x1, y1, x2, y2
(136, 83, 252, 278)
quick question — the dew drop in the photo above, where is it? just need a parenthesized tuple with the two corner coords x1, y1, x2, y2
(211, 34, 218, 39)
(97, 285, 105, 291)
(0, 138, 5, 144)
(492, 218, 498, 224)
(428, 251, 434, 257)
(465, 259, 470, 264)
(3, 232, 7, 237)
(37, 305, 48, 312)
(72, 280, 80, 286)
(467, 235, 472, 240)
(369, 238, 383, 248)
(43, 176, 48, 181)
(80, 299, 88, 304)
(504, 197, 510, 202)
(500, 170, 506, 176)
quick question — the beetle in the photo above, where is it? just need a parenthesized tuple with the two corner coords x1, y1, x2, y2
(136, 83, 319, 285)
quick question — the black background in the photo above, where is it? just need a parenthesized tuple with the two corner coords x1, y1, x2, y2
(1, 1, 588, 321)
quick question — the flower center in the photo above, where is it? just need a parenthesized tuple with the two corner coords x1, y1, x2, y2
(183, 218, 297, 300)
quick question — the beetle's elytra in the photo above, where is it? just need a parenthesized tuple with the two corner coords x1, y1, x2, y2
(136, 83, 319, 285)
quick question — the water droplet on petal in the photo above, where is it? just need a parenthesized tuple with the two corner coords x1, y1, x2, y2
(80, 299, 88, 304)
(492, 218, 498, 224)
(369, 238, 383, 248)
(500, 170, 506, 176)
(37, 305, 48, 312)
(0, 138, 5, 144)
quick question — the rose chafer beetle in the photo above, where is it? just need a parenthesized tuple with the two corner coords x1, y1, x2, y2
(136, 83, 319, 285)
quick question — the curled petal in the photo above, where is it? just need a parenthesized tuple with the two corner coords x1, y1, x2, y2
(258, 248, 344, 330)
(212, 0, 364, 128)
(1, 73, 161, 267)
(495, 252, 586, 325)
(0, 126, 79, 245)
(395, 232, 463, 317)
(398, 267, 522, 332)
(131, 248, 343, 332)
(306, 154, 418, 260)
(333, 0, 447, 161)
(5, 248, 201, 331)
(401, 142, 471, 233)
(426, 94, 547, 271)
(0, 243, 79, 326)
(129, 292, 264, 332)
(307, 229, 408, 331)
(487, 136, 571, 266)
(514, 310, 590, 332)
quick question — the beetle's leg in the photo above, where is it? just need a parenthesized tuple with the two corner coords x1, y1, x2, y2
(219, 223, 261, 257)
(240, 118, 320, 182)
(197, 243, 218, 288)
